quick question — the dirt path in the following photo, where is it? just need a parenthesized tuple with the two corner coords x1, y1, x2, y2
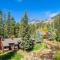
(43, 39, 60, 50)
(22, 48, 54, 60)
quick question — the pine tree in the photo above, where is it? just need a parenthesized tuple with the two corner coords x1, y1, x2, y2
(53, 14, 60, 41)
(0, 11, 4, 36)
(3, 12, 7, 38)
(20, 12, 33, 50)
(6, 12, 15, 38)
(14, 23, 20, 38)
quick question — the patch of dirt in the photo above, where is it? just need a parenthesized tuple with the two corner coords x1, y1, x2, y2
(22, 48, 54, 60)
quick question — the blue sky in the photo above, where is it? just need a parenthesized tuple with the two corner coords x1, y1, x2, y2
(0, 0, 60, 22)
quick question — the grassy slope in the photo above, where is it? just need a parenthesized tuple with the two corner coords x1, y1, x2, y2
(32, 43, 46, 51)
(0, 51, 23, 60)
(54, 51, 60, 60)
(0, 51, 16, 60)
(11, 52, 23, 60)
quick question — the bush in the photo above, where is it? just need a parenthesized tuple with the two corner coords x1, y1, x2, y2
(55, 34, 60, 42)
(48, 32, 56, 41)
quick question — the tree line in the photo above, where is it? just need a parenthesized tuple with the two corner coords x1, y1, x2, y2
(0, 11, 18, 38)
(0, 10, 60, 50)
(0, 10, 35, 50)
(0, 10, 60, 40)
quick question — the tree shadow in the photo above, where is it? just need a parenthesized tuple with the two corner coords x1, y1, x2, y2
(0, 51, 17, 60)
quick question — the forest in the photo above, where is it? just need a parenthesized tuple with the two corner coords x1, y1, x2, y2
(0, 10, 60, 42)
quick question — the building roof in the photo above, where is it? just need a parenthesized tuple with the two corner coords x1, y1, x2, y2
(2, 38, 21, 47)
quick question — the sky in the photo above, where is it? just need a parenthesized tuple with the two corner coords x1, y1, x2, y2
(0, 0, 60, 22)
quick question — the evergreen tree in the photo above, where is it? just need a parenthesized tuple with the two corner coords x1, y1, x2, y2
(14, 23, 20, 38)
(3, 12, 7, 38)
(53, 14, 60, 41)
(29, 24, 36, 38)
(0, 11, 3, 36)
(6, 12, 15, 38)
(20, 12, 33, 50)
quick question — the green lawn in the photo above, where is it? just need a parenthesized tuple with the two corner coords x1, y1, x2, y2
(54, 51, 60, 60)
(32, 43, 46, 51)
(11, 52, 23, 60)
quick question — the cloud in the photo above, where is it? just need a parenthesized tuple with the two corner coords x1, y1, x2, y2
(29, 11, 59, 21)
(44, 11, 59, 18)
(49, 12, 59, 17)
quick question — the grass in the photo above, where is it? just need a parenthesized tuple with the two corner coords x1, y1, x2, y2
(0, 51, 23, 60)
(0, 51, 16, 60)
(54, 51, 60, 60)
(32, 43, 46, 51)
(11, 52, 23, 60)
